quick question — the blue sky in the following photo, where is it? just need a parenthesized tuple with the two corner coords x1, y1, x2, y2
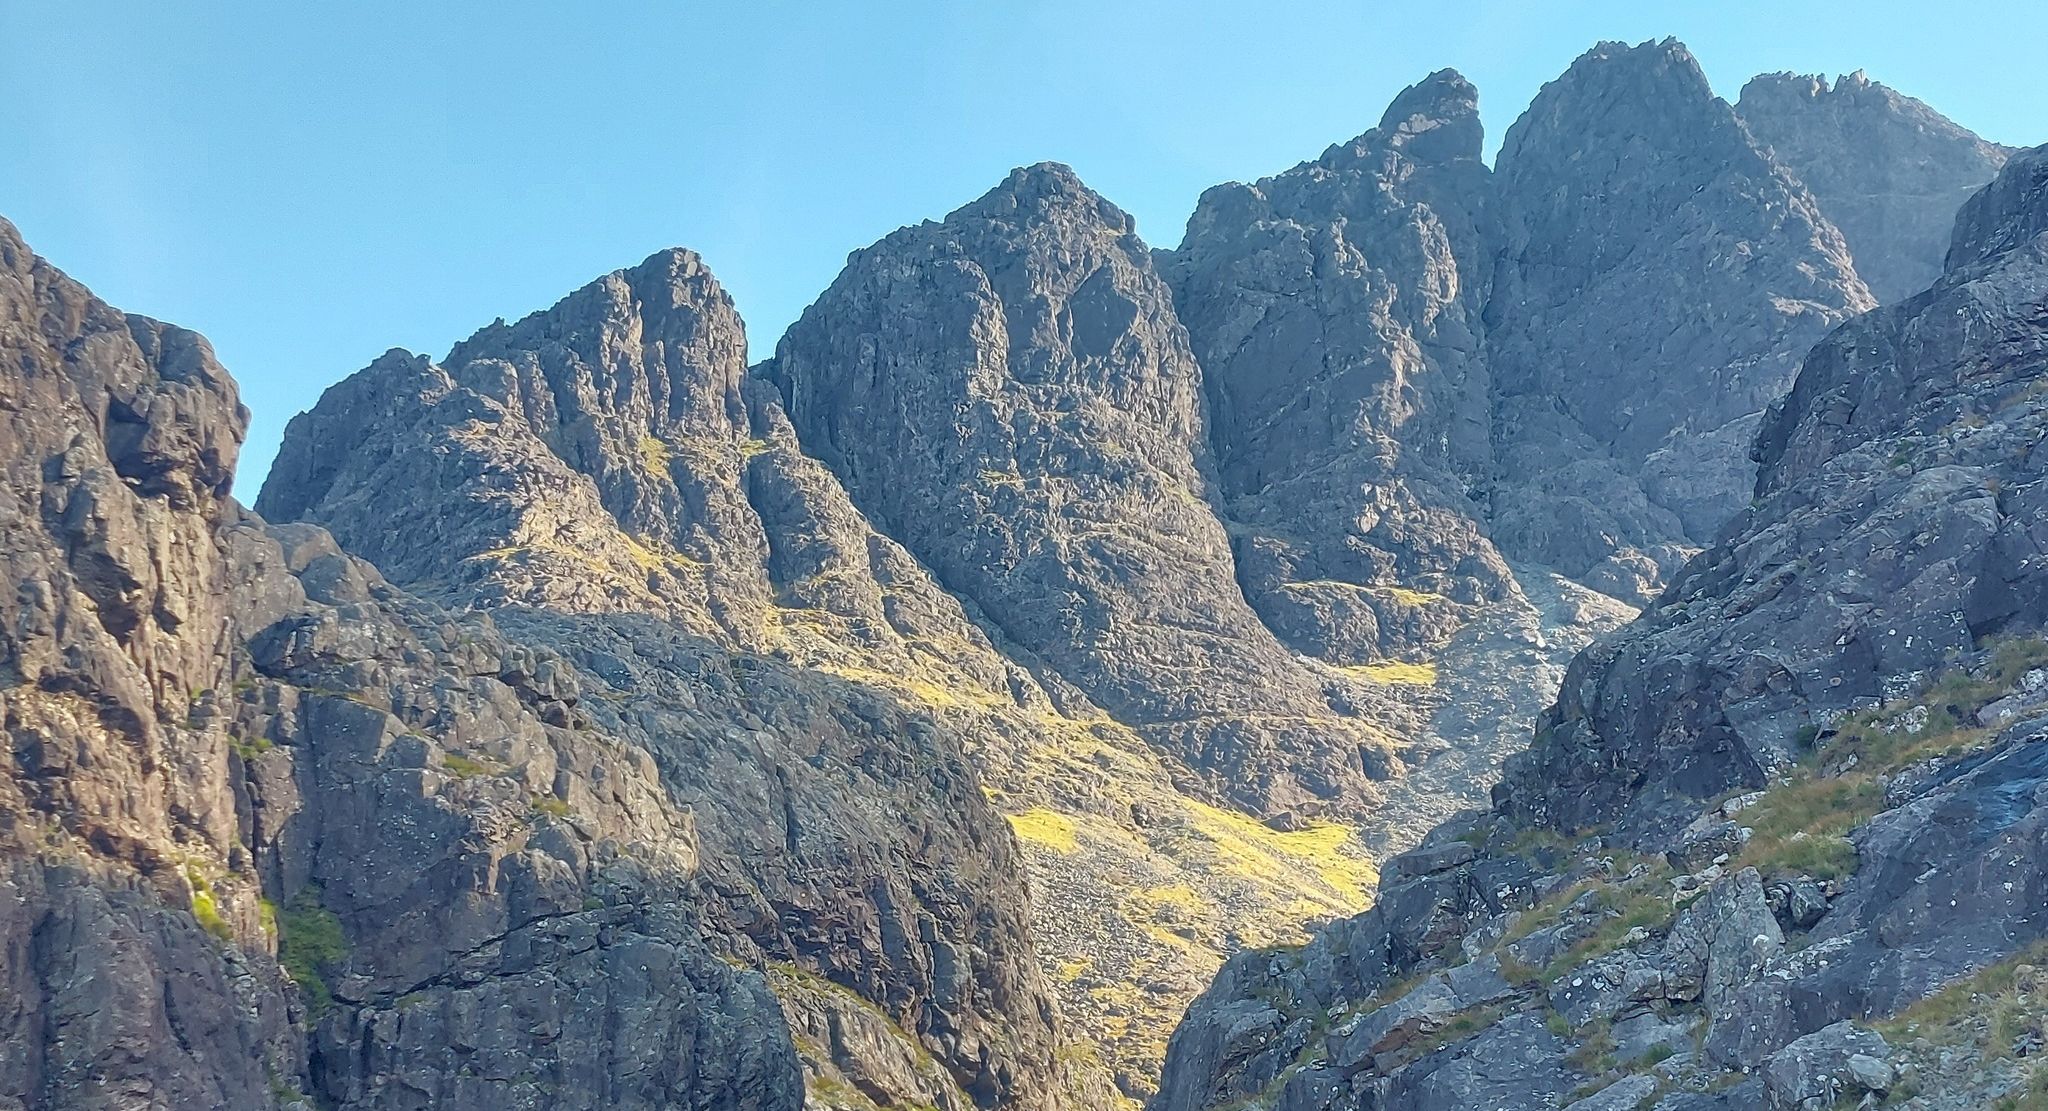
(3, 1, 2043, 493)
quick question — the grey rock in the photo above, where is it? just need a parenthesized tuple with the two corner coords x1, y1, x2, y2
(1739, 70, 2011, 303)
(765, 161, 1393, 815)
(1164, 69, 1516, 663)
(1763, 1022, 1891, 1109)
(1565, 1074, 1659, 1111)
(1488, 40, 1871, 583)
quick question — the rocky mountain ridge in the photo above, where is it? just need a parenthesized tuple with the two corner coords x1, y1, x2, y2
(0, 34, 2025, 1111)
(1152, 141, 2048, 1111)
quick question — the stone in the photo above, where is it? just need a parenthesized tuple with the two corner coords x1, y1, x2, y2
(1763, 1022, 1891, 1109)
(1738, 70, 2010, 303)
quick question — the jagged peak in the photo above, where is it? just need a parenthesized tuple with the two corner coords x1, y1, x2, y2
(1548, 36, 1712, 104)
(1368, 67, 1483, 163)
(945, 160, 1135, 236)
(446, 244, 737, 369)
(1500, 36, 1754, 174)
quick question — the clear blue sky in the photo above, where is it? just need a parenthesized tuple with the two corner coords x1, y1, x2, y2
(3, 2, 2042, 494)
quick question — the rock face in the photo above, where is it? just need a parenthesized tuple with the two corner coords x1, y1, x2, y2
(0, 214, 301, 1110)
(1152, 146, 2048, 1111)
(254, 253, 1089, 1111)
(1487, 40, 1871, 597)
(1739, 70, 2011, 304)
(5, 35, 2030, 1111)
(1512, 141, 2048, 841)
(764, 163, 1394, 816)
(1164, 70, 1513, 665)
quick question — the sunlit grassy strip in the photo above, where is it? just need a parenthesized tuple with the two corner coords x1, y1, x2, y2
(638, 434, 673, 474)
(1335, 660, 1439, 686)
(1277, 580, 1445, 607)
(1875, 940, 2048, 1049)
(1181, 799, 1378, 905)
(1732, 635, 2048, 879)
(811, 659, 1015, 711)
(1007, 807, 1080, 853)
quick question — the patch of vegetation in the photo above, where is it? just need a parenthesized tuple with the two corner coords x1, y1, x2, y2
(439, 752, 495, 779)
(1541, 869, 1680, 982)
(638, 435, 674, 475)
(530, 794, 573, 818)
(1336, 659, 1439, 686)
(1181, 800, 1378, 904)
(229, 734, 273, 760)
(1370, 585, 1446, 607)
(1734, 636, 2048, 880)
(1564, 1016, 1619, 1075)
(1008, 807, 1081, 853)
(737, 437, 772, 460)
(277, 886, 349, 1017)
(1876, 940, 2048, 1052)
(184, 864, 235, 942)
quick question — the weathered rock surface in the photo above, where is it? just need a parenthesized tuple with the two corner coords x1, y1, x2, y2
(1153, 146, 2048, 1111)
(1164, 70, 1512, 664)
(0, 214, 305, 1109)
(1, 214, 815, 1110)
(255, 253, 1092, 1110)
(1739, 70, 2010, 304)
(1488, 39, 1872, 597)
(765, 162, 1395, 816)
(1511, 142, 2048, 840)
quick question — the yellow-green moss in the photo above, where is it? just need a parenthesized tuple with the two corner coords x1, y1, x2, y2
(1008, 808, 1081, 853)
(1335, 660, 1439, 686)
(638, 435, 674, 475)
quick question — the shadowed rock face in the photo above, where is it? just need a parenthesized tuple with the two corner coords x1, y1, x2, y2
(255, 251, 1089, 1111)
(1739, 70, 2011, 304)
(1153, 145, 2048, 1111)
(1512, 143, 2048, 841)
(1487, 39, 1872, 596)
(1164, 70, 1517, 666)
(764, 162, 1398, 816)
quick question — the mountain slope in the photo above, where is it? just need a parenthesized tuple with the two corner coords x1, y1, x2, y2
(1152, 143, 2048, 1111)
(1487, 39, 1872, 597)
(1739, 70, 2011, 303)
(764, 163, 1398, 819)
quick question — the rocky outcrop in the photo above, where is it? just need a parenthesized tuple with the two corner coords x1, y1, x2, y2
(0, 213, 808, 1110)
(1153, 146, 2048, 1111)
(0, 214, 302, 1110)
(1487, 39, 1872, 598)
(1739, 70, 2010, 303)
(1164, 70, 1513, 664)
(764, 162, 1394, 816)
(1512, 142, 2048, 840)
(255, 253, 1092, 1110)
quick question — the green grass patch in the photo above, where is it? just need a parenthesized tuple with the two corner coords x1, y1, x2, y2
(530, 794, 572, 818)
(277, 886, 349, 1017)
(440, 752, 495, 779)
(1734, 636, 2048, 881)
(184, 864, 235, 942)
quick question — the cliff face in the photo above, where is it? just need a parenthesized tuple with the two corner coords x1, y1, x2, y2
(1153, 145, 2048, 1111)
(254, 252, 1091, 1111)
(1164, 70, 1512, 666)
(0, 215, 302, 1109)
(1486, 40, 1873, 598)
(764, 163, 1396, 818)
(1738, 70, 2012, 304)
(4, 34, 2027, 1111)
